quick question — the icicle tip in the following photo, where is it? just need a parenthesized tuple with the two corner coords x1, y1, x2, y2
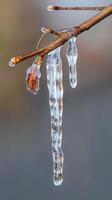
(53, 173, 63, 186)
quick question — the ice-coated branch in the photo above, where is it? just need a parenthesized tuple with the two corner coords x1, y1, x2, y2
(9, 4, 112, 66)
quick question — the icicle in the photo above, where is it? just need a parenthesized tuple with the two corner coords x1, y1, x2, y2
(66, 36, 78, 88)
(46, 47, 64, 186)
(26, 63, 41, 95)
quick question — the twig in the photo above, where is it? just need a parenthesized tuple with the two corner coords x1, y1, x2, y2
(41, 27, 61, 36)
(9, 4, 112, 65)
(47, 5, 106, 11)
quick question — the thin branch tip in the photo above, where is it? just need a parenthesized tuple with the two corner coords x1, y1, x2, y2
(47, 5, 106, 11)
(41, 27, 49, 33)
(47, 5, 54, 12)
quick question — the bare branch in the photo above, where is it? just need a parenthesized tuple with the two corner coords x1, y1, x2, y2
(47, 5, 106, 11)
(9, 4, 112, 66)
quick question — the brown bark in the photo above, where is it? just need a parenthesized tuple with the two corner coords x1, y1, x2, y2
(10, 4, 112, 65)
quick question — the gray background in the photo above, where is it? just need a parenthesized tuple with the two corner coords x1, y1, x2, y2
(0, 0, 112, 199)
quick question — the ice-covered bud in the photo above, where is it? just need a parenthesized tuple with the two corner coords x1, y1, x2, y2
(8, 57, 16, 67)
(47, 5, 54, 11)
(26, 64, 41, 95)
(9, 56, 22, 67)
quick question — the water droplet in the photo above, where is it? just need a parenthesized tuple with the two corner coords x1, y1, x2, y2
(53, 173, 63, 186)
(8, 58, 15, 67)
(47, 5, 54, 11)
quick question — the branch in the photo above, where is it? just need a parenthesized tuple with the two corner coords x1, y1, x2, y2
(47, 5, 106, 11)
(9, 4, 112, 66)
(41, 27, 62, 38)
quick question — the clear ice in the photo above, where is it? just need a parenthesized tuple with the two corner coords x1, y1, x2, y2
(8, 57, 15, 67)
(66, 36, 78, 88)
(46, 47, 64, 186)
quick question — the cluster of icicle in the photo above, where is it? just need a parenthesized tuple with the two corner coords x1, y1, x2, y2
(9, 36, 78, 186)
(46, 36, 78, 186)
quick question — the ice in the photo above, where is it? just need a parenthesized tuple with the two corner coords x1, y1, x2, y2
(8, 58, 15, 67)
(66, 36, 78, 88)
(46, 47, 64, 186)
(26, 63, 41, 95)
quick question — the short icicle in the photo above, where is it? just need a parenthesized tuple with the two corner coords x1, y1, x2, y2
(46, 46, 64, 186)
(66, 36, 78, 88)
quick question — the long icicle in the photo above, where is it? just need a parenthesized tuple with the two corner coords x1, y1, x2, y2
(46, 47, 64, 186)
(66, 36, 78, 88)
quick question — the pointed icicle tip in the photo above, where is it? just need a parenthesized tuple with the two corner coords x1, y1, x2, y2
(53, 173, 63, 186)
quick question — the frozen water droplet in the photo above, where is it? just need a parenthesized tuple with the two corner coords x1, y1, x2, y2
(46, 46, 64, 186)
(47, 5, 54, 11)
(53, 173, 63, 186)
(8, 58, 15, 67)
(66, 36, 78, 88)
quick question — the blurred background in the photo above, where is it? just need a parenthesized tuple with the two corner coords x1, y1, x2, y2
(0, 0, 112, 199)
